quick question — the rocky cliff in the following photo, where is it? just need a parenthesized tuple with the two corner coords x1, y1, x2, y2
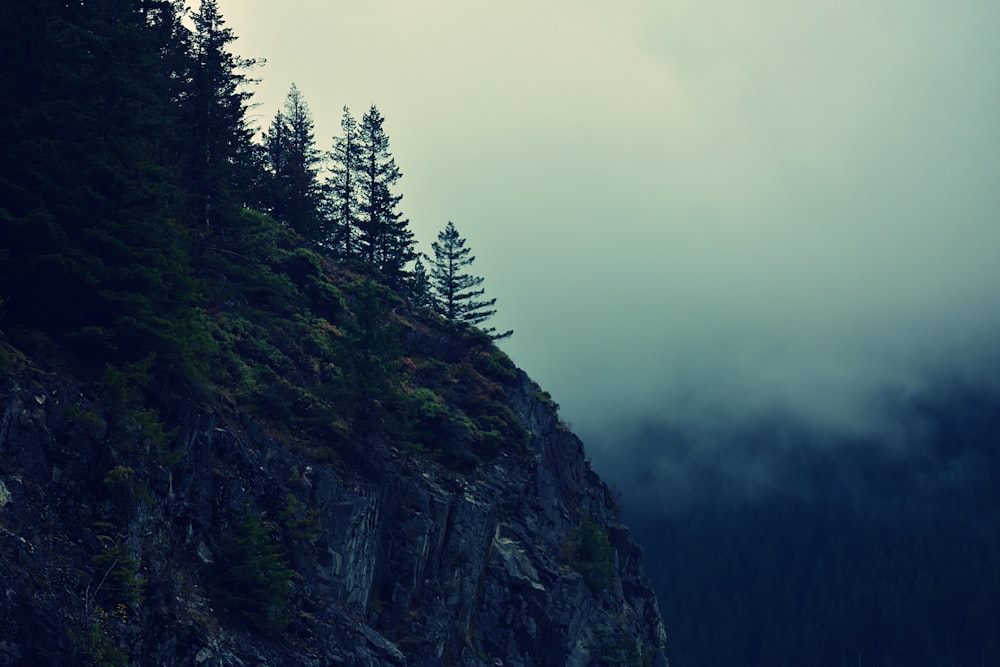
(0, 328, 668, 665)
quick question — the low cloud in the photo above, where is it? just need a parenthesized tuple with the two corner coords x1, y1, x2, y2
(220, 0, 1000, 511)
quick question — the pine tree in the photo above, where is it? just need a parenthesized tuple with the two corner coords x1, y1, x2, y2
(430, 222, 512, 339)
(262, 84, 323, 241)
(211, 506, 294, 633)
(0, 0, 206, 364)
(183, 0, 258, 230)
(324, 106, 362, 257)
(406, 256, 435, 309)
(356, 105, 415, 288)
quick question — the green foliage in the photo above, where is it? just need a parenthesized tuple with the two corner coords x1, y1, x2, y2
(72, 540, 143, 667)
(280, 492, 322, 543)
(100, 355, 154, 419)
(260, 84, 324, 241)
(70, 610, 128, 667)
(100, 356, 178, 460)
(535, 388, 560, 413)
(562, 518, 615, 594)
(211, 506, 295, 634)
(65, 403, 107, 433)
(411, 387, 448, 420)
(103, 465, 153, 506)
(470, 401, 529, 456)
(0, 0, 530, 480)
(92, 541, 145, 608)
(326, 278, 406, 447)
(429, 221, 511, 338)
(470, 346, 518, 383)
(355, 105, 416, 289)
(0, 0, 207, 371)
(599, 634, 654, 667)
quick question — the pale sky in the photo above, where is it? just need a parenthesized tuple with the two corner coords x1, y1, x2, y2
(218, 0, 1000, 465)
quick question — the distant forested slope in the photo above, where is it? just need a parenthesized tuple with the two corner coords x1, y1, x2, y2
(622, 381, 1000, 666)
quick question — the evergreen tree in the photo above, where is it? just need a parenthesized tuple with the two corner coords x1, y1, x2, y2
(211, 506, 294, 633)
(261, 84, 324, 241)
(183, 0, 258, 230)
(430, 222, 512, 339)
(0, 0, 205, 364)
(356, 105, 415, 288)
(406, 256, 435, 309)
(324, 106, 362, 257)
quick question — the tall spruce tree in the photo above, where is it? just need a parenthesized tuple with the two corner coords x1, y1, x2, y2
(324, 106, 362, 257)
(184, 0, 257, 230)
(430, 222, 512, 339)
(262, 84, 324, 241)
(356, 105, 415, 288)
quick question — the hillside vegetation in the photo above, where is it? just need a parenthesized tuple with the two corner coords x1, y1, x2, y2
(0, 2, 668, 665)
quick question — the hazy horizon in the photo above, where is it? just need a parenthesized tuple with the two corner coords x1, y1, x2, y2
(218, 0, 1000, 492)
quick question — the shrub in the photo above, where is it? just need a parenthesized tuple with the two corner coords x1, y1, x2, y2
(65, 403, 107, 432)
(70, 611, 128, 667)
(210, 506, 295, 634)
(562, 517, 615, 594)
(91, 541, 145, 607)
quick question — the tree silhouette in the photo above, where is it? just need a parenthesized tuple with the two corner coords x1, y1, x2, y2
(406, 256, 435, 309)
(430, 222, 512, 339)
(262, 84, 324, 240)
(356, 105, 415, 288)
(324, 106, 362, 257)
(184, 0, 258, 229)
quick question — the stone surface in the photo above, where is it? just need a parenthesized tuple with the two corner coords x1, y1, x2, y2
(0, 348, 668, 665)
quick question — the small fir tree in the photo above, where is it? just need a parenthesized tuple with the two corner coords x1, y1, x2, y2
(406, 255, 435, 309)
(211, 506, 295, 634)
(430, 221, 512, 339)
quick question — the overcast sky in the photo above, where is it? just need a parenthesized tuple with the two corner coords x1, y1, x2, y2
(218, 0, 1000, 469)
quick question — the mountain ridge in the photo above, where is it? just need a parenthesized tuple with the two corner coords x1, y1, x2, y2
(0, 277, 668, 665)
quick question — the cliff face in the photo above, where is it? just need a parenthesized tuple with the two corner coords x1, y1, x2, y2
(0, 338, 667, 666)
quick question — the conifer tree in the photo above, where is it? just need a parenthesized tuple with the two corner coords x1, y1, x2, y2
(430, 222, 512, 339)
(406, 256, 435, 309)
(211, 506, 294, 633)
(183, 0, 258, 229)
(0, 0, 205, 363)
(262, 84, 324, 241)
(356, 105, 415, 288)
(324, 106, 362, 257)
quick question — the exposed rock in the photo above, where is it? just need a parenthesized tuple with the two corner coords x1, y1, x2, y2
(0, 347, 668, 665)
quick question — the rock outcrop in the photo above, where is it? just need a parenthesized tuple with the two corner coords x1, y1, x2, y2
(0, 340, 667, 665)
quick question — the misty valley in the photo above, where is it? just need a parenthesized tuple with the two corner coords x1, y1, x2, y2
(606, 378, 1000, 666)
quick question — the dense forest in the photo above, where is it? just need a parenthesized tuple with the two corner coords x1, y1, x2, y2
(0, 0, 507, 383)
(617, 379, 1000, 666)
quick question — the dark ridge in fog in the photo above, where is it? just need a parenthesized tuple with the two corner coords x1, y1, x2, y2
(585, 372, 1000, 515)
(591, 375, 1000, 667)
